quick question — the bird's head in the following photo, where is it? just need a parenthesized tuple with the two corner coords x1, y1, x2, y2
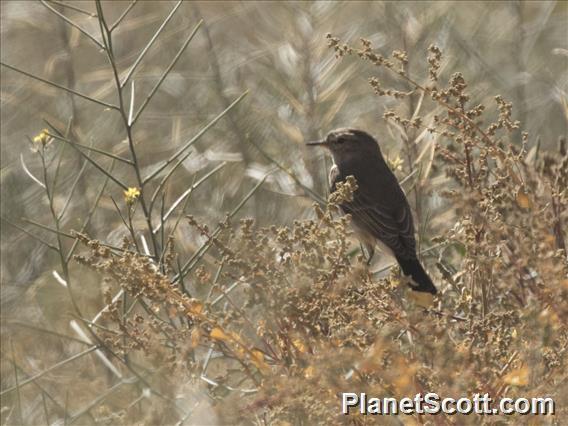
(306, 128, 380, 162)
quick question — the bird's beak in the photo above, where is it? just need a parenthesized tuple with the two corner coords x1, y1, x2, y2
(306, 139, 327, 146)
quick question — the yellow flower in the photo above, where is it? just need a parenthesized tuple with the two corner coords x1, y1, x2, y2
(124, 187, 141, 204)
(388, 154, 404, 171)
(32, 128, 53, 151)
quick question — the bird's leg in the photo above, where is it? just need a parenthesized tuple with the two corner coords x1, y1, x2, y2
(400, 273, 416, 289)
(360, 242, 375, 265)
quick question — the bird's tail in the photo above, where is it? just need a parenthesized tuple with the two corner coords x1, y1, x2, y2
(395, 256, 437, 294)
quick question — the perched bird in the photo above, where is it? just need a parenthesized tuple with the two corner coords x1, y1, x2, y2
(307, 128, 437, 294)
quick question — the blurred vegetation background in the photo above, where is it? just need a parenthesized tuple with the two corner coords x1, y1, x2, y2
(1, 1, 566, 425)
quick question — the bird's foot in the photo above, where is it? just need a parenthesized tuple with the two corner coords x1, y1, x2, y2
(400, 273, 418, 290)
(360, 243, 375, 266)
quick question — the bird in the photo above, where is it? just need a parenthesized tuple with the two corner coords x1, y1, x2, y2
(307, 128, 437, 294)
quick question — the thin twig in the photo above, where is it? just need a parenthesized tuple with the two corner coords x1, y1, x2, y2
(1, 62, 118, 109)
(156, 173, 198, 267)
(1, 217, 59, 251)
(6, 359, 78, 424)
(40, 0, 104, 48)
(6, 321, 91, 345)
(57, 155, 89, 221)
(174, 173, 270, 282)
(41, 391, 50, 425)
(149, 150, 193, 215)
(127, 80, 135, 126)
(110, 196, 140, 252)
(109, 0, 138, 32)
(65, 160, 115, 261)
(51, 118, 72, 194)
(44, 118, 128, 189)
(143, 91, 248, 184)
(247, 137, 325, 204)
(19, 217, 151, 258)
(68, 380, 128, 424)
(10, 340, 23, 426)
(49, 132, 133, 165)
(131, 20, 203, 125)
(20, 153, 46, 189)
(0, 346, 98, 396)
(120, 0, 183, 88)
(152, 162, 225, 232)
(46, 0, 96, 17)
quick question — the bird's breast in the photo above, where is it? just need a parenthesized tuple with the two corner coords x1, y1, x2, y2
(328, 164, 339, 188)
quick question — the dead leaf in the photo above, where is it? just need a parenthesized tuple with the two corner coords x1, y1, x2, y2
(190, 328, 201, 348)
(516, 188, 531, 209)
(303, 366, 315, 379)
(292, 338, 308, 354)
(210, 327, 231, 342)
(407, 290, 435, 308)
(503, 365, 530, 386)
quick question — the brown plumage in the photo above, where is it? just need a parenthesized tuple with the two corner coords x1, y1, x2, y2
(307, 128, 437, 294)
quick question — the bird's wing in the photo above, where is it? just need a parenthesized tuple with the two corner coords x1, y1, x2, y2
(348, 195, 417, 258)
(332, 173, 417, 258)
